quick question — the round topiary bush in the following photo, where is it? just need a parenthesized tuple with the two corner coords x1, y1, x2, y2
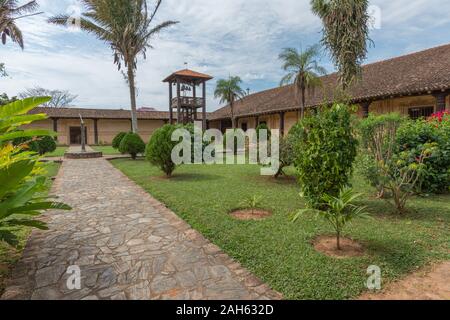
(119, 133, 145, 160)
(146, 124, 179, 177)
(36, 136, 57, 155)
(112, 132, 127, 150)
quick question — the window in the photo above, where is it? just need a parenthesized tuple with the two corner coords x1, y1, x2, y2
(408, 106, 434, 119)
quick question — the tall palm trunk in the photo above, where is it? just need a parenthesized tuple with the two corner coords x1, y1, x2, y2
(300, 85, 306, 120)
(127, 64, 138, 133)
(230, 99, 236, 129)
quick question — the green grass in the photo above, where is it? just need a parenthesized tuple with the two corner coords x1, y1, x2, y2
(0, 162, 60, 295)
(111, 159, 450, 300)
(92, 145, 121, 155)
(45, 146, 67, 158)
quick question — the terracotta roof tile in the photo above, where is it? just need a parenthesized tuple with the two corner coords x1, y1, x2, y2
(163, 69, 213, 83)
(209, 43, 450, 120)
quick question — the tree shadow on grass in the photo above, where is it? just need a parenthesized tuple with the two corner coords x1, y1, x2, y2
(155, 173, 224, 182)
(364, 238, 429, 275)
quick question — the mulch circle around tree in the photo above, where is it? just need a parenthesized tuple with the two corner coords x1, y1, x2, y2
(312, 235, 365, 259)
(230, 209, 272, 221)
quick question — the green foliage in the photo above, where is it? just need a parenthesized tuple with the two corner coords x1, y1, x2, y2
(29, 136, 56, 155)
(214, 76, 246, 128)
(112, 132, 127, 150)
(274, 135, 295, 178)
(119, 132, 145, 160)
(256, 123, 271, 140)
(294, 103, 358, 208)
(293, 186, 369, 250)
(396, 118, 450, 193)
(146, 124, 179, 176)
(358, 113, 405, 197)
(0, 93, 17, 106)
(311, 0, 371, 89)
(0, 97, 71, 247)
(279, 44, 326, 118)
(239, 195, 264, 215)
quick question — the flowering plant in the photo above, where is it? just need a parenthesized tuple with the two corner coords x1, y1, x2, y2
(429, 111, 450, 122)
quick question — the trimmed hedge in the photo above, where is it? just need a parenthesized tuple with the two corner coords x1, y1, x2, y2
(119, 133, 145, 160)
(112, 132, 127, 150)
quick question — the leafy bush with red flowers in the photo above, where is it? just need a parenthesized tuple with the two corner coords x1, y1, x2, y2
(429, 111, 450, 122)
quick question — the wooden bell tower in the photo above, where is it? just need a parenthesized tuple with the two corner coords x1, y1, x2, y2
(163, 69, 213, 131)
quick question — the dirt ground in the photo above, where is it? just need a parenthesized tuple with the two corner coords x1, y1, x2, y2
(359, 261, 450, 300)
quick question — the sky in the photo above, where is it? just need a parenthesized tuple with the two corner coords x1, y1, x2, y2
(2, 0, 450, 112)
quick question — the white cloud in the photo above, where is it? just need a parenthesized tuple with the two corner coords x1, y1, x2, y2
(2, 0, 450, 111)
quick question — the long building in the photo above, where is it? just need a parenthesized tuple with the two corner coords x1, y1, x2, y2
(26, 43, 450, 145)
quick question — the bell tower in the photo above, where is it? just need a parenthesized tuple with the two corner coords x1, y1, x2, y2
(163, 69, 213, 131)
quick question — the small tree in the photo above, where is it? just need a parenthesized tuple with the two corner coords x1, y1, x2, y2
(19, 87, 77, 107)
(293, 186, 368, 250)
(381, 143, 436, 214)
(146, 124, 179, 177)
(112, 132, 127, 150)
(274, 136, 295, 178)
(119, 133, 145, 160)
(239, 195, 264, 215)
(294, 103, 358, 208)
(359, 113, 404, 197)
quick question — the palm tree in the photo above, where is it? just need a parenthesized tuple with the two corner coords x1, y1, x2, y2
(311, 0, 371, 90)
(0, 0, 40, 49)
(49, 0, 178, 134)
(214, 76, 246, 129)
(279, 44, 326, 119)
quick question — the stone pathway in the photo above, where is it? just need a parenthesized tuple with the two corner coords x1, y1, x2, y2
(359, 261, 450, 300)
(2, 158, 281, 300)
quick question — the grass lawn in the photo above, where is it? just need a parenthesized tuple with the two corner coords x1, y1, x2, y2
(92, 146, 121, 155)
(112, 159, 450, 300)
(45, 146, 67, 158)
(0, 162, 60, 296)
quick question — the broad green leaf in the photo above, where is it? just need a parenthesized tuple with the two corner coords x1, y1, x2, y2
(0, 114, 48, 131)
(0, 229, 19, 247)
(4, 219, 48, 230)
(0, 129, 56, 142)
(0, 160, 35, 200)
(0, 97, 51, 118)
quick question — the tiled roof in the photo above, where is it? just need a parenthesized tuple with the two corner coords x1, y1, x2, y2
(30, 107, 172, 120)
(163, 69, 213, 83)
(209, 43, 450, 120)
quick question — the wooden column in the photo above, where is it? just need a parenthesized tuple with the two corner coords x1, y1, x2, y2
(255, 116, 259, 128)
(176, 78, 181, 124)
(279, 112, 285, 136)
(361, 101, 371, 118)
(52, 118, 58, 141)
(433, 92, 447, 112)
(202, 81, 207, 131)
(169, 81, 173, 124)
(193, 83, 197, 121)
(93, 119, 99, 145)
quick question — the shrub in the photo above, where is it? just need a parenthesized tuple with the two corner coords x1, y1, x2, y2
(256, 123, 271, 140)
(396, 117, 450, 193)
(294, 103, 358, 208)
(13, 134, 56, 155)
(112, 132, 127, 150)
(36, 136, 57, 155)
(358, 113, 405, 197)
(274, 135, 295, 178)
(119, 133, 145, 160)
(0, 97, 71, 247)
(146, 124, 179, 176)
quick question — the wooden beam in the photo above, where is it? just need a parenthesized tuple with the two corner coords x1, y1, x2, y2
(202, 81, 207, 131)
(177, 78, 181, 124)
(52, 118, 58, 141)
(169, 81, 173, 124)
(361, 101, 372, 118)
(279, 112, 285, 136)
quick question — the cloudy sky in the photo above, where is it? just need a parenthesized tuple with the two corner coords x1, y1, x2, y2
(2, 0, 450, 111)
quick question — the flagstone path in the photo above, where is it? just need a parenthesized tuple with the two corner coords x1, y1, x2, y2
(2, 158, 282, 300)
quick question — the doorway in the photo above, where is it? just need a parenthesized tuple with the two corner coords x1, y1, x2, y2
(70, 127, 87, 145)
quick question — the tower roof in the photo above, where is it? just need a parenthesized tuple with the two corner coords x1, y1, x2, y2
(163, 69, 213, 84)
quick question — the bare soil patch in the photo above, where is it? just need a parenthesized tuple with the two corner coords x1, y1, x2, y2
(313, 236, 365, 259)
(230, 209, 272, 221)
(359, 261, 450, 300)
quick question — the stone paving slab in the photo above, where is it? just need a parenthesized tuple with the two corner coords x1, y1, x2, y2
(2, 158, 282, 300)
